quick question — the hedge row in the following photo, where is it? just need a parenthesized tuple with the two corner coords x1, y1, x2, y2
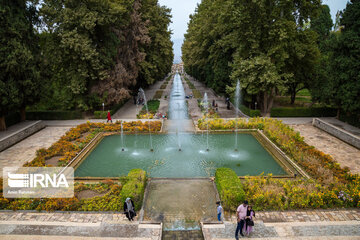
(120, 169, 147, 211)
(192, 89, 202, 99)
(239, 105, 261, 117)
(153, 90, 163, 99)
(93, 98, 128, 119)
(5, 112, 21, 127)
(340, 112, 360, 128)
(270, 107, 337, 117)
(27, 111, 83, 120)
(215, 168, 245, 211)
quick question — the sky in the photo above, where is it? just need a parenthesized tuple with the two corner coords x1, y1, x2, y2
(159, 0, 349, 63)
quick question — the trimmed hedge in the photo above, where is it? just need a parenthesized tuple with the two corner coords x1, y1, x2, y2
(340, 112, 360, 128)
(239, 105, 261, 117)
(215, 168, 245, 211)
(120, 169, 147, 211)
(5, 112, 21, 127)
(27, 111, 83, 120)
(192, 89, 202, 99)
(270, 107, 337, 117)
(93, 111, 108, 119)
(93, 98, 128, 119)
(153, 90, 163, 99)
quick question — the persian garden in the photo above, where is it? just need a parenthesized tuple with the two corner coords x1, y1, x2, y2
(0, 0, 359, 239)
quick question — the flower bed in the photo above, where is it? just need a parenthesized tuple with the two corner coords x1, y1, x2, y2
(24, 121, 161, 167)
(0, 169, 146, 211)
(197, 118, 360, 210)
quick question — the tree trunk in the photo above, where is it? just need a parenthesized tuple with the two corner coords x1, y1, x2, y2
(336, 108, 340, 119)
(0, 116, 6, 131)
(20, 107, 26, 121)
(290, 91, 296, 105)
(262, 89, 275, 116)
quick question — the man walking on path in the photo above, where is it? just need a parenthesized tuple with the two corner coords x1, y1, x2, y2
(235, 200, 248, 239)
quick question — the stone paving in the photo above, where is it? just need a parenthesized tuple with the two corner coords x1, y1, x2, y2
(291, 123, 360, 174)
(203, 209, 360, 240)
(185, 74, 237, 119)
(0, 210, 359, 239)
(0, 212, 161, 239)
(0, 126, 71, 177)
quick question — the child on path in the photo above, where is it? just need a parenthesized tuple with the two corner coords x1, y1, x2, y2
(216, 201, 223, 221)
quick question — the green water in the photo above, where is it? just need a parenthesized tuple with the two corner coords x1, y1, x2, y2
(74, 133, 287, 178)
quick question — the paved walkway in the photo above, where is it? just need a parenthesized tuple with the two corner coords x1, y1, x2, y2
(203, 209, 360, 240)
(0, 210, 358, 239)
(291, 123, 360, 174)
(0, 126, 72, 176)
(0, 212, 161, 240)
(113, 78, 167, 119)
(185, 74, 237, 119)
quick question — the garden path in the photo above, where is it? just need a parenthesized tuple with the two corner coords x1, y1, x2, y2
(0, 209, 358, 239)
(291, 123, 360, 174)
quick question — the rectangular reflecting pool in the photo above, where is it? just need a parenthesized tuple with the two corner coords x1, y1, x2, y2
(74, 133, 288, 178)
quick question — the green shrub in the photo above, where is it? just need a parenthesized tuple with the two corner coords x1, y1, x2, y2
(192, 89, 202, 99)
(160, 83, 167, 89)
(5, 112, 21, 127)
(270, 107, 337, 117)
(153, 90, 163, 99)
(239, 105, 261, 117)
(186, 81, 195, 89)
(215, 168, 245, 211)
(340, 111, 360, 128)
(93, 111, 107, 119)
(26, 111, 83, 120)
(138, 99, 160, 116)
(93, 98, 128, 119)
(120, 169, 147, 211)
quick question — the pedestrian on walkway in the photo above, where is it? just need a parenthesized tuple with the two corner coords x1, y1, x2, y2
(245, 205, 255, 236)
(235, 200, 248, 239)
(107, 110, 112, 123)
(124, 198, 136, 221)
(216, 201, 223, 221)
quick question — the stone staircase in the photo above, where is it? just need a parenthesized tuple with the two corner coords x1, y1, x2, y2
(162, 230, 204, 240)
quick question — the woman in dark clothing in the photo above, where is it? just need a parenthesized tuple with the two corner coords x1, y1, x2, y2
(124, 198, 136, 221)
(244, 205, 255, 235)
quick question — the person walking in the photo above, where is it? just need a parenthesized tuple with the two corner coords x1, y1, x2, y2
(106, 110, 112, 123)
(245, 205, 255, 236)
(216, 201, 223, 221)
(235, 200, 248, 239)
(124, 198, 136, 221)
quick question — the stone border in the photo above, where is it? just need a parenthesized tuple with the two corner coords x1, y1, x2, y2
(313, 118, 360, 149)
(0, 120, 45, 152)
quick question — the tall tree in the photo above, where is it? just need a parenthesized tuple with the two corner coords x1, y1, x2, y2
(183, 0, 321, 115)
(0, 0, 40, 130)
(329, 0, 360, 117)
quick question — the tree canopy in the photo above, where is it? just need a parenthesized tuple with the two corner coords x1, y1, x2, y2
(182, 0, 321, 114)
(0, 0, 173, 129)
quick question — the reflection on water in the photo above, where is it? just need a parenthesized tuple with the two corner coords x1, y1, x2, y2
(75, 133, 287, 178)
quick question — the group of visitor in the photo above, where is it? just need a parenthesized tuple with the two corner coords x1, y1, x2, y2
(217, 200, 255, 238)
(124, 198, 255, 238)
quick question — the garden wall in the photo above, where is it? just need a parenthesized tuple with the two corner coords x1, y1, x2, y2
(0, 120, 45, 152)
(313, 118, 360, 149)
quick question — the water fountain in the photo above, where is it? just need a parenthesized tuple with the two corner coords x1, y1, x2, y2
(121, 121, 125, 151)
(203, 93, 209, 151)
(234, 80, 241, 151)
(138, 88, 153, 151)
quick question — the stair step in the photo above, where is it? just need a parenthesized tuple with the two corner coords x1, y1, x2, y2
(162, 230, 204, 240)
